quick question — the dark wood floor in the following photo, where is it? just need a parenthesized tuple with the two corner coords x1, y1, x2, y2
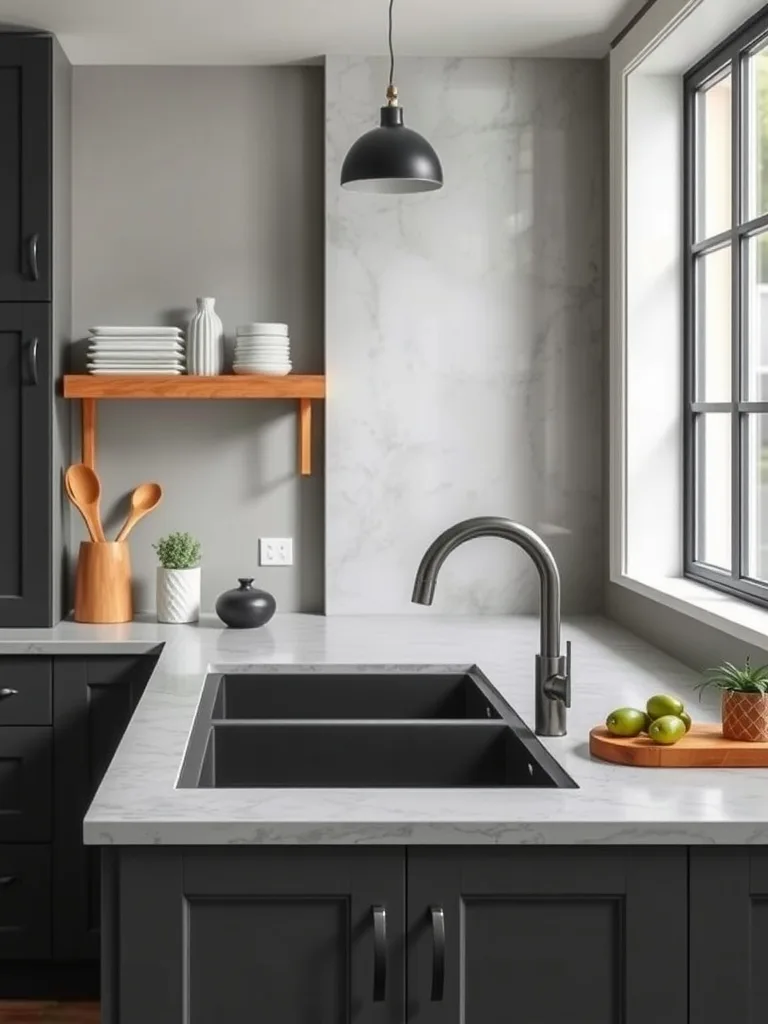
(0, 1004, 99, 1023)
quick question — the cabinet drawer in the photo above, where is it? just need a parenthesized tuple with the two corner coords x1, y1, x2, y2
(0, 845, 50, 959)
(0, 658, 51, 724)
(0, 726, 51, 841)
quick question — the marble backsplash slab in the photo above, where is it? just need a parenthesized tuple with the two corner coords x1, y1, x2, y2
(325, 57, 604, 615)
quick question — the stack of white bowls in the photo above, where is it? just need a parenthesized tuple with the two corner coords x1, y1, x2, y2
(233, 323, 291, 376)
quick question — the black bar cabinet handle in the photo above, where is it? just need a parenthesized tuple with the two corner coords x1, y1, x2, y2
(372, 905, 387, 1002)
(0, 876, 16, 887)
(430, 906, 446, 1001)
(28, 233, 39, 281)
(0, 688, 18, 699)
(24, 337, 38, 386)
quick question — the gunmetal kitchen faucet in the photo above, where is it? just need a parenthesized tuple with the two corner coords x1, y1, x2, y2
(411, 516, 571, 737)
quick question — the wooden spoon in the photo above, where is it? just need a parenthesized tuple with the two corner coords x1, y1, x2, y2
(115, 482, 163, 543)
(65, 464, 107, 543)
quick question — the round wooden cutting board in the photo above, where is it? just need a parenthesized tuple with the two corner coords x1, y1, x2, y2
(589, 723, 768, 767)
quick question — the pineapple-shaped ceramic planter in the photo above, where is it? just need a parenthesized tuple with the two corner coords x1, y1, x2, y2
(722, 690, 768, 742)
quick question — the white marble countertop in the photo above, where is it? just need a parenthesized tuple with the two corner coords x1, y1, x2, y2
(2, 613, 765, 845)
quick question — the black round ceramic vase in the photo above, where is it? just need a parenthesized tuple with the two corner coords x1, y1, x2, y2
(215, 578, 276, 629)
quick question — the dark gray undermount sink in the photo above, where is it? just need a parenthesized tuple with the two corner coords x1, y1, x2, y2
(177, 669, 577, 790)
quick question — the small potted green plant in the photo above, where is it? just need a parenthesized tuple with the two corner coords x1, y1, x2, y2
(153, 532, 202, 624)
(696, 659, 768, 742)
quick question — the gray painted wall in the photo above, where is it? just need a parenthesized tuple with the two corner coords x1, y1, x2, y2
(325, 57, 604, 614)
(71, 66, 324, 614)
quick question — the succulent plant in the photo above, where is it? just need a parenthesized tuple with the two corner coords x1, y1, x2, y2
(153, 532, 201, 570)
(696, 658, 768, 696)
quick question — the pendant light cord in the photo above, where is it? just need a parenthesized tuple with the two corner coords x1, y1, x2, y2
(388, 0, 395, 87)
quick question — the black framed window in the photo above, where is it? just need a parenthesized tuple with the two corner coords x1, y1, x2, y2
(685, 6, 768, 606)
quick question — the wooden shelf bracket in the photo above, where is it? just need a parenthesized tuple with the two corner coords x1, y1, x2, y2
(299, 398, 312, 476)
(81, 398, 96, 470)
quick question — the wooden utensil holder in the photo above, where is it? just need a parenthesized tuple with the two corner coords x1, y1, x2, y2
(74, 542, 132, 623)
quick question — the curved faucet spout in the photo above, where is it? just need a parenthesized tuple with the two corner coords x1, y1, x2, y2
(411, 516, 570, 737)
(411, 517, 561, 659)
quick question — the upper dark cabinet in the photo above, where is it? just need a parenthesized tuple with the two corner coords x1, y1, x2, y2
(0, 36, 51, 302)
(0, 32, 69, 627)
(0, 303, 52, 626)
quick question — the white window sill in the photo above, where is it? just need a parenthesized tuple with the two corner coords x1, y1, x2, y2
(614, 574, 768, 651)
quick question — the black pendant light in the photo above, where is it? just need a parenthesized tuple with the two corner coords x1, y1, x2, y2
(340, 0, 443, 194)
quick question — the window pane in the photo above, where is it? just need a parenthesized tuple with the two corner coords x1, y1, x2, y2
(748, 42, 768, 220)
(695, 413, 732, 570)
(696, 70, 732, 240)
(747, 414, 768, 581)
(746, 231, 768, 399)
(695, 245, 732, 401)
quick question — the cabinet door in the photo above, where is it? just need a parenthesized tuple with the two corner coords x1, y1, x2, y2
(0, 657, 51, 725)
(111, 847, 405, 1024)
(0, 845, 50, 959)
(0, 304, 51, 627)
(0, 725, 50, 841)
(0, 36, 50, 301)
(690, 848, 768, 1024)
(407, 847, 687, 1024)
(52, 655, 158, 960)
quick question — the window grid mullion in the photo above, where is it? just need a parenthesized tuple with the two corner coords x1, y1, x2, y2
(691, 211, 768, 256)
(732, 52, 743, 582)
(683, 72, 696, 573)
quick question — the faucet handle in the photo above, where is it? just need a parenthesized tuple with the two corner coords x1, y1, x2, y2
(542, 641, 571, 707)
(563, 640, 572, 708)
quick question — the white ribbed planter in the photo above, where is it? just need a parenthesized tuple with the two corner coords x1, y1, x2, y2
(156, 567, 201, 624)
(187, 297, 224, 376)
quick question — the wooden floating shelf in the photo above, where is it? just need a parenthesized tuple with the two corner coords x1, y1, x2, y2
(62, 374, 326, 476)
(63, 374, 325, 400)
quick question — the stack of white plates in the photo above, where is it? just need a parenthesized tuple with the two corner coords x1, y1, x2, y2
(233, 323, 291, 376)
(87, 327, 185, 375)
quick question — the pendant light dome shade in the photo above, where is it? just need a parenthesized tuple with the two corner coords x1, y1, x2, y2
(339, 0, 443, 195)
(341, 105, 443, 194)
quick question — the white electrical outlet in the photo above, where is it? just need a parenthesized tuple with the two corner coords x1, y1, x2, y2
(259, 537, 294, 566)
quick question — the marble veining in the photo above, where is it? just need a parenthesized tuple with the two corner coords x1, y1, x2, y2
(325, 57, 604, 615)
(2, 614, 767, 845)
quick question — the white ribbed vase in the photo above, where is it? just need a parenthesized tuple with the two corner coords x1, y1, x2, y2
(156, 567, 201, 624)
(187, 297, 224, 376)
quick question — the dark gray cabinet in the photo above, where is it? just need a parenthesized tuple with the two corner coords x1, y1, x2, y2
(52, 656, 158, 960)
(0, 31, 71, 629)
(0, 657, 52, 725)
(105, 846, 688, 1024)
(407, 848, 687, 1024)
(0, 845, 51, 959)
(0, 652, 158, 999)
(0, 303, 52, 627)
(0, 36, 51, 302)
(690, 848, 768, 1024)
(0, 725, 50, 841)
(110, 847, 405, 1024)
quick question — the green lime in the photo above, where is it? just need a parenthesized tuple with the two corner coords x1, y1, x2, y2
(679, 710, 692, 733)
(646, 694, 685, 720)
(605, 707, 648, 738)
(648, 714, 687, 745)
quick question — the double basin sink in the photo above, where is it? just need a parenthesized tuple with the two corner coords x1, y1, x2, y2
(177, 669, 577, 790)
